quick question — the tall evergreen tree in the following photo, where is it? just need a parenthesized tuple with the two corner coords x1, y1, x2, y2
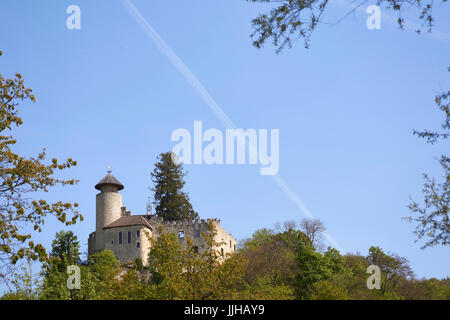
(50, 230, 80, 266)
(151, 152, 198, 221)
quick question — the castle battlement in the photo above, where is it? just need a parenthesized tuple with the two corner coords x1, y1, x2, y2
(143, 214, 221, 227)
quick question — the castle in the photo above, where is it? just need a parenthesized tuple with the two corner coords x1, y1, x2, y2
(88, 171, 237, 265)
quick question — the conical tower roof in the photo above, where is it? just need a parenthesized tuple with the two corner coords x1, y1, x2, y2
(95, 172, 124, 191)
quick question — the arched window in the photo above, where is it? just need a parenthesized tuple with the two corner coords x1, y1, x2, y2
(178, 231, 185, 239)
(136, 242, 140, 248)
(119, 232, 122, 244)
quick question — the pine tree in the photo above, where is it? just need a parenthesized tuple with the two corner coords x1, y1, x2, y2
(50, 230, 81, 267)
(151, 152, 198, 221)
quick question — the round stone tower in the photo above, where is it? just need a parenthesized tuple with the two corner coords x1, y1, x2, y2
(94, 170, 124, 251)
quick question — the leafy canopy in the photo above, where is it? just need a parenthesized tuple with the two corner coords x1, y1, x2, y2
(0, 50, 82, 285)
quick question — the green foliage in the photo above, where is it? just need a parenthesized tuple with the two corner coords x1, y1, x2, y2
(338, 254, 376, 299)
(240, 228, 302, 289)
(108, 268, 149, 300)
(237, 223, 431, 300)
(247, 0, 443, 52)
(0, 291, 30, 300)
(1, 226, 447, 300)
(248, 0, 329, 52)
(238, 275, 296, 300)
(1, 260, 40, 300)
(39, 250, 120, 300)
(151, 152, 198, 221)
(413, 83, 450, 144)
(294, 244, 345, 299)
(88, 249, 120, 285)
(407, 155, 449, 248)
(146, 222, 245, 299)
(241, 228, 275, 250)
(135, 257, 144, 271)
(50, 230, 80, 269)
(407, 74, 449, 249)
(147, 232, 185, 298)
(310, 281, 350, 300)
(397, 277, 450, 300)
(0, 219, 447, 300)
(39, 263, 97, 300)
(0, 51, 82, 286)
(367, 246, 414, 295)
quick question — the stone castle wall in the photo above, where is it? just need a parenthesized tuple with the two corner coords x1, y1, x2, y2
(104, 225, 152, 264)
(143, 215, 237, 257)
(89, 173, 236, 265)
(95, 215, 237, 265)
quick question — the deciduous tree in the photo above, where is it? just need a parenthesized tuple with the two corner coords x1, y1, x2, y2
(146, 222, 245, 299)
(406, 80, 450, 248)
(367, 246, 414, 296)
(247, 0, 444, 52)
(0, 50, 82, 286)
(300, 218, 326, 251)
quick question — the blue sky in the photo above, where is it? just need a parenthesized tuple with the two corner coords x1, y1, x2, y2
(0, 0, 449, 280)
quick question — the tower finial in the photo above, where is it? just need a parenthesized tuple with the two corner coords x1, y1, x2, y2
(107, 165, 112, 174)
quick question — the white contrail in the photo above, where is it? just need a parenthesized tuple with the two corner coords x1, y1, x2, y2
(120, 0, 236, 130)
(120, 0, 344, 252)
(272, 175, 343, 250)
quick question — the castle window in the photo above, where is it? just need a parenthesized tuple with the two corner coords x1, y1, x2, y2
(194, 229, 200, 237)
(128, 231, 131, 243)
(234, 244, 236, 251)
(230, 240, 232, 248)
(178, 231, 184, 239)
(119, 232, 122, 244)
(193, 246, 199, 254)
(136, 230, 140, 238)
(136, 242, 140, 248)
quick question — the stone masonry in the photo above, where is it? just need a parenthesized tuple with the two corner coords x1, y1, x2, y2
(88, 171, 237, 265)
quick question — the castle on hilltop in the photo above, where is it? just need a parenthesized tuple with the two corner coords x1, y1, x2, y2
(88, 171, 237, 265)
